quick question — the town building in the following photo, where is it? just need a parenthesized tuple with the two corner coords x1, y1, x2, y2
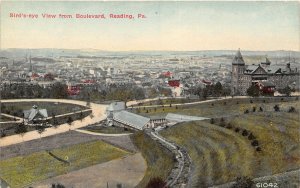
(231, 49, 299, 95)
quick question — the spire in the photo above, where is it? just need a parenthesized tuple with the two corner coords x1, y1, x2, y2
(29, 54, 32, 72)
(265, 57, 271, 65)
(232, 48, 245, 65)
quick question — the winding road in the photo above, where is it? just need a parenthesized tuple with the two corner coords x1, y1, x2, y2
(0, 99, 108, 147)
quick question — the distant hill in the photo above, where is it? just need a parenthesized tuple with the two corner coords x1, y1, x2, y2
(0, 48, 299, 59)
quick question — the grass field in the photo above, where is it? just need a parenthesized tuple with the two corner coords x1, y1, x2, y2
(83, 126, 135, 134)
(135, 97, 298, 118)
(0, 140, 129, 188)
(1, 102, 88, 117)
(160, 99, 300, 187)
(131, 132, 175, 188)
(131, 98, 202, 107)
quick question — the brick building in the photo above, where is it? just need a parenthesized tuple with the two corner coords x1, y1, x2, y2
(231, 49, 299, 95)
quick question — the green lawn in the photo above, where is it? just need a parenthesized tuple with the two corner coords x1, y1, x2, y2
(0, 140, 129, 188)
(136, 97, 298, 118)
(131, 132, 174, 188)
(160, 100, 300, 187)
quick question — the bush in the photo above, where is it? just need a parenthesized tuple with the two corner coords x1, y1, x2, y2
(175, 105, 178, 109)
(259, 107, 263, 112)
(226, 123, 232, 129)
(211, 103, 214, 106)
(274, 105, 280, 112)
(219, 117, 226, 127)
(252, 107, 256, 112)
(244, 109, 249, 114)
(242, 129, 249, 136)
(288, 107, 296, 113)
(232, 176, 254, 188)
(146, 177, 166, 188)
(235, 128, 240, 133)
(210, 118, 215, 124)
(248, 133, 255, 140)
(256, 147, 262, 152)
(250, 100, 253, 103)
(1, 131, 6, 137)
(236, 101, 239, 104)
(224, 102, 227, 105)
(263, 99, 266, 103)
(251, 140, 259, 147)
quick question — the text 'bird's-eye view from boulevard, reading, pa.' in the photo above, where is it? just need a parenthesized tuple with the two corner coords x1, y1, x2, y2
(0, 1, 299, 188)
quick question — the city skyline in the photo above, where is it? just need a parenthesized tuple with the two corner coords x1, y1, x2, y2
(1, 1, 299, 51)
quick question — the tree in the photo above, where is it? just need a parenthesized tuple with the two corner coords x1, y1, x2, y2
(214, 81, 223, 97)
(36, 125, 46, 138)
(67, 116, 73, 125)
(247, 85, 260, 97)
(146, 177, 166, 188)
(52, 113, 59, 128)
(279, 86, 292, 96)
(15, 123, 28, 141)
(274, 105, 280, 112)
(51, 83, 68, 98)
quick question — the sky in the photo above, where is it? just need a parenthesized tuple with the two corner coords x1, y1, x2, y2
(1, 1, 299, 51)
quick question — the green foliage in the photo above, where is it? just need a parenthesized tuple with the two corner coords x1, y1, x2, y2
(247, 85, 260, 97)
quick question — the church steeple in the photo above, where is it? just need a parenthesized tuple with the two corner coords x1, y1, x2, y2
(29, 55, 32, 72)
(232, 48, 245, 65)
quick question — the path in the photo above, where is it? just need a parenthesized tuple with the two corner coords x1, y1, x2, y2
(0, 99, 107, 147)
(75, 129, 133, 137)
(30, 153, 147, 188)
(128, 96, 249, 108)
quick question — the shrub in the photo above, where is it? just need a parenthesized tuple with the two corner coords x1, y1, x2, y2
(1, 131, 6, 137)
(175, 105, 178, 109)
(288, 107, 296, 113)
(251, 140, 259, 147)
(235, 128, 240, 133)
(226, 123, 232, 129)
(259, 107, 263, 112)
(274, 105, 280, 112)
(236, 101, 239, 104)
(248, 133, 255, 140)
(224, 102, 227, 105)
(250, 100, 253, 103)
(219, 117, 226, 127)
(263, 99, 266, 103)
(210, 118, 215, 124)
(146, 110, 149, 113)
(242, 129, 249, 136)
(232, 176, 254, 188)
(169, 104, 172, 107)
(244, 109, 249, 114)
(256, 147, 262, 152)
(211, 103, 214, 106)
(146, 177, 166, 188)
(252, 107, 256, 112)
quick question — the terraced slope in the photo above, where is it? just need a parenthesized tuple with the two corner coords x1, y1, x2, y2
(161, 100, 300, 187)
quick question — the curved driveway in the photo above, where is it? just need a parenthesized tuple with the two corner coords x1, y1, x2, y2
(0, 99, 108, 147)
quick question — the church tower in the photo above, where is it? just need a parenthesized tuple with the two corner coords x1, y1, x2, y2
(231, 49, 245, 95)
